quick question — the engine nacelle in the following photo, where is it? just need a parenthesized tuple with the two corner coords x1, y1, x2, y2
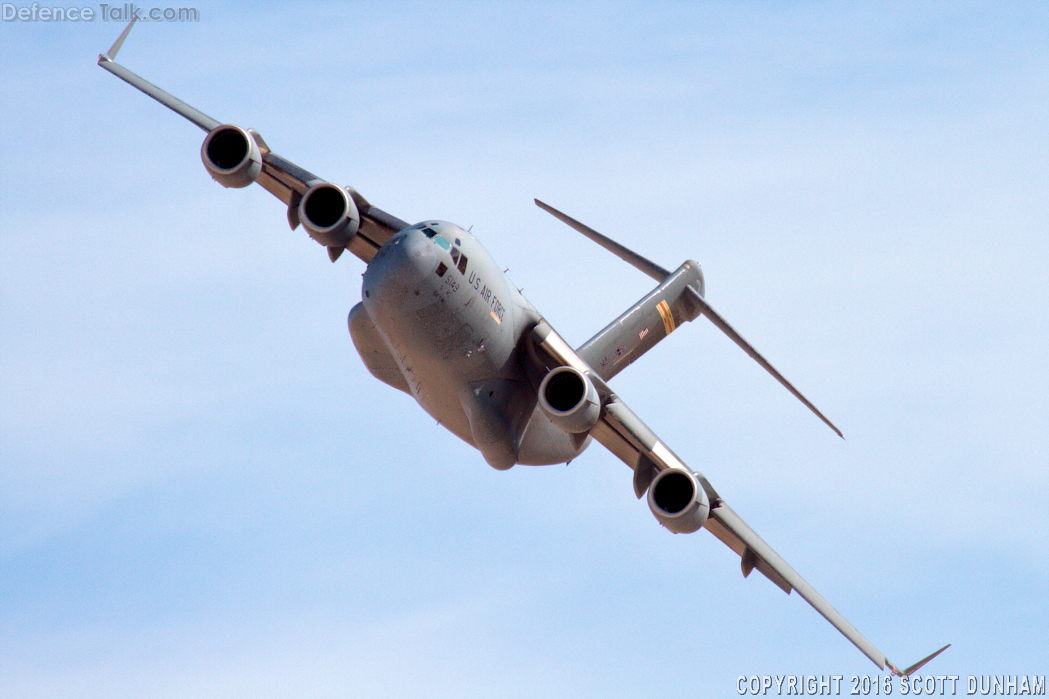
(537, 366, 601, 434)
(298, 183, 361, 248)
(647, 467, 710, 534)
(201, 124, 262, 188)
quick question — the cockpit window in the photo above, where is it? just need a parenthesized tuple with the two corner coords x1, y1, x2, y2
(450, 248, 460, 264)
(457, 253, 468, 275)
(434, 235, 451, 251)
(422, 227, 438, 239)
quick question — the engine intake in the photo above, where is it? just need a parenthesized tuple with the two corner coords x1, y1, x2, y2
(537, 366, 600, 434)
(201, 124, 262, 188)
(647, 467, 710, 534)
(298, 183, 360, 248)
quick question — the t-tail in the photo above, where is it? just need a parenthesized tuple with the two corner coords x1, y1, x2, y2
(535, 199, 844, 438)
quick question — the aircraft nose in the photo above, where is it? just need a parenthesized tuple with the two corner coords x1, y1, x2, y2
(387, 231, 437, 286)
(363, 231, 438, 315)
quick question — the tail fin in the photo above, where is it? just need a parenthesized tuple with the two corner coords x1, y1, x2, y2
(576, 262, 705, 382)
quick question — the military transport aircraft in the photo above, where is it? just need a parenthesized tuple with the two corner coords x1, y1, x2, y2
(98, 19, 947, 675)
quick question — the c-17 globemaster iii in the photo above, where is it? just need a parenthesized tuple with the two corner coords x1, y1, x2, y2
(97, 18, 948, 675)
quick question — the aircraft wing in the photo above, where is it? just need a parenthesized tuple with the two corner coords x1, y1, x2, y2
(529, 320, 949, 675)
(599, 395, 890, 658)
(97, 18, 408, 263)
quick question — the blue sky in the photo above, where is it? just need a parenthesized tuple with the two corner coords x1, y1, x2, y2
(2, 2, 1047, 697)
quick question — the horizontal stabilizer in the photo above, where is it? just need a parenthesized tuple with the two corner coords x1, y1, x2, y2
(535, 198, 842, 438)
(687, 288, 844, 439)
(535, 199, 670, 282)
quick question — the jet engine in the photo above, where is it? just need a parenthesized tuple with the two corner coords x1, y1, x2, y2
(298, 182, 361, 248)
(537, 366, 601, 434)
(201, 124, 262, 188)
(647, 467, 710, 534)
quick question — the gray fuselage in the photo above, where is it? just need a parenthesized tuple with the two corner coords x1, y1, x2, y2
(352, 221, 589, 468)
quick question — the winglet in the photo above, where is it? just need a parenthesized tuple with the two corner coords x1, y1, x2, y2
(887, 643, 951, 677)
(100, 17, 137, 62)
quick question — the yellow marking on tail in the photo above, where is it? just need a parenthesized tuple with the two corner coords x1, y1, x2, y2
(657, 300, 675, 335)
